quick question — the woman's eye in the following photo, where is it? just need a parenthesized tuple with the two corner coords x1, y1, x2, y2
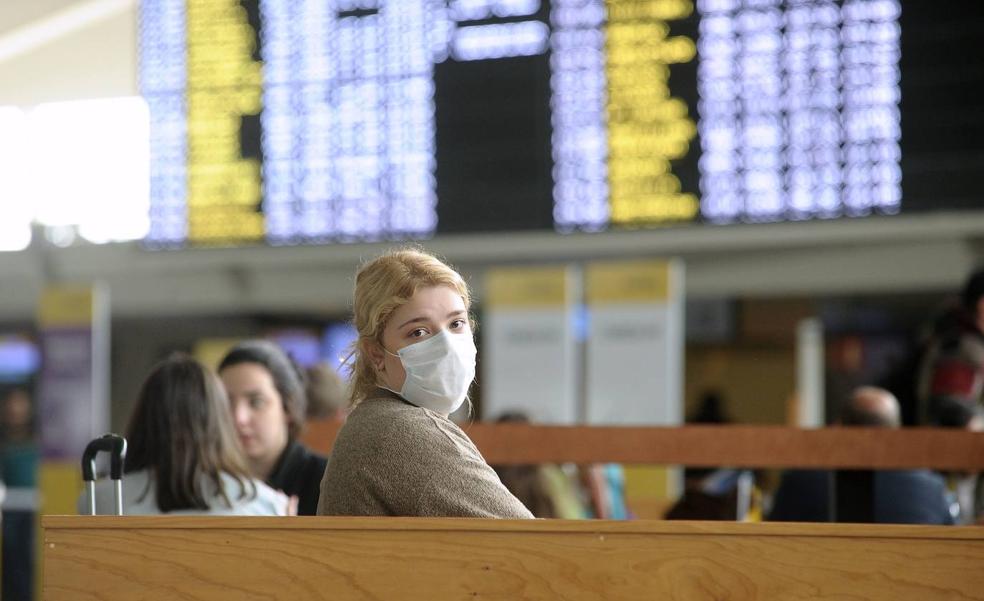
(248, 396, 265, 409)
(450, 319, 466, 330)
(409, 328, 427, 338)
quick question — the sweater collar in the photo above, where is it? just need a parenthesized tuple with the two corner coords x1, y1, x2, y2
(266, 439, 304, 491)
(371, 386, 413, 405)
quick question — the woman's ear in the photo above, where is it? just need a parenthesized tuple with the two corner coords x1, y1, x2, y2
(363, 339, 386, 373)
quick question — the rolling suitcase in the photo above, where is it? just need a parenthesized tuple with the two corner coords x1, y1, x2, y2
(81, 434, 127, 516)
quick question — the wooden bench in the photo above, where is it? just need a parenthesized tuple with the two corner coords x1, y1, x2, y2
(304, 422, 984, 469)
(43, 516, 984, 600)
(45, 426, 984, 600)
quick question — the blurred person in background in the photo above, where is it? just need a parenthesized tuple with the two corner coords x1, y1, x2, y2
(1, 387, 33, 441)
(1, 387, 36, 488)
(915, 268, 984, 424)
(305, 362, 349, 422)
(2, 387, 39, 601)
(219, 340, 327, 516)
(665, 391, 759, 521)
(491, 412, 587, 519)
(318, 248, 532, 518)
(681, 390, 730, 488)
(933, 398, 984, 524)
(80, 354, 288, 515)
(839, 386, 901, 427)
(769, 386, 953, 524)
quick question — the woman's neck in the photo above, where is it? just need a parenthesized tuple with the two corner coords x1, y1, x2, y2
(250, 445, 286, 481)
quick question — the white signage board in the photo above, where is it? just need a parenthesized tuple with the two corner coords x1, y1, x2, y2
(585, 260, 684, 426)
(480, 266, 579, 424)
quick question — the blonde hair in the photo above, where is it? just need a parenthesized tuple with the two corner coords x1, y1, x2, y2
(346, 248, 471, 406)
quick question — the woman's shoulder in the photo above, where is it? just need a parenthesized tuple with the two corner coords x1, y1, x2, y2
(335, 394, 467, 459)
(78, 468, 155, 515)
(358, 397, 457, 436)
(215, 473, 287, 516)
(341, 393, 433, 437)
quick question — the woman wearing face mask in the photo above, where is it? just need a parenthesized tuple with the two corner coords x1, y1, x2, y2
(317, 249, 533, 518)
(219, 340, 327, 516)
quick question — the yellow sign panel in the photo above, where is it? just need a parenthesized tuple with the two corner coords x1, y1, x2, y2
(484, 266, 574, 309)
(623, 465, 679, 519)
(606, 0, 698, 225)
(38, 287, 95, 328)
(39, 462, 83, 516)
(186, 0, 264, 245)
(586, 260, 671, 304)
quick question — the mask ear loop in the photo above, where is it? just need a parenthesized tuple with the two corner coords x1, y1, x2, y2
(375, 344, 402, 393)
(370, 334, 399, 370)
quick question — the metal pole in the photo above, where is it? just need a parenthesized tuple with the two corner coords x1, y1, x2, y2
(114, 479, 123, 516)
(87, 480, 97, 516)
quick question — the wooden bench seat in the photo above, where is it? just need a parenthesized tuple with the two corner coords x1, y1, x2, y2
(43, 516, 984, 600)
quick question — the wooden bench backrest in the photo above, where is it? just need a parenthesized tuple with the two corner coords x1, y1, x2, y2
(303, 421, 984, 469)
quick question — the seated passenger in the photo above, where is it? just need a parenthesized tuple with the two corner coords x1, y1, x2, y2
(490, 412, 591, 519)
(769, 386, 953, 524)
(932, 398, 984, 524)
(665, 391, 759, 521)
(317, 248, 533, 518)
(79, 354, 288, 515)
(305, 362, 349, 422)
(219, 340, 327, 516)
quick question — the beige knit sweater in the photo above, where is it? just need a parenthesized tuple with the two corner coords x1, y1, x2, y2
(317, 389, 533, 518)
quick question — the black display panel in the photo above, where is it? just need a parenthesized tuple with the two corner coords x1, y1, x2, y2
(139, 0, 982, 248)
(899, 1, 984, 211)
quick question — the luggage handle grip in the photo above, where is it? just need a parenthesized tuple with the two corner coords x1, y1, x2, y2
(82, 434, 127, 482)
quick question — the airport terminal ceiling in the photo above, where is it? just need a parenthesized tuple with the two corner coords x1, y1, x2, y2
(1, 0, 983, 321)
(137, 0, 984, 249)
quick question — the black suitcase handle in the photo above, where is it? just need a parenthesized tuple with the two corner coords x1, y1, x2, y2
(81, 434, 127, 515)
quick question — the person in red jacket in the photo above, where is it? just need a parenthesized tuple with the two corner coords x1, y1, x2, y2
(916, 269, 984, 425)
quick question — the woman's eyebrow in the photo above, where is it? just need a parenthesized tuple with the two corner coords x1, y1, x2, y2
(396, 316, 429, 330)
(397, 310, 465, 330)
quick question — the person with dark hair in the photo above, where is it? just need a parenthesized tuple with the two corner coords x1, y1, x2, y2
(2, 387, 39, 601)
(915, 268, 984, 425)
(664, 390, 757, 522)
(934, 397, 984, 430)
(79, 355, 286, 515)
(219, 340, 327, 515)
(691, 390, 730, 425)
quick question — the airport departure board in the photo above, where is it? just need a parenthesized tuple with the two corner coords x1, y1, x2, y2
(140, 0, 984, 248)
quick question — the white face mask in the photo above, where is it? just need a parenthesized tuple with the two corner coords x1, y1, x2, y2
(382, 329, 476, 416)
